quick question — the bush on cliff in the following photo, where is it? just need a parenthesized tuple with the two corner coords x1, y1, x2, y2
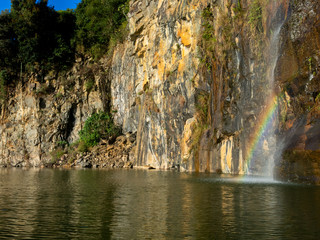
(50, 147, 65, 164)
(79, 112, 121, 151)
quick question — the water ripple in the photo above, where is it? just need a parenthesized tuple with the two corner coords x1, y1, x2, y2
(0, 169, 320, 239)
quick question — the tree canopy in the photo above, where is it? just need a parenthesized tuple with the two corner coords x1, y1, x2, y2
(0, 0, 75, 74)
(75, 0, 129, 58)
(0, 0, 129, 78)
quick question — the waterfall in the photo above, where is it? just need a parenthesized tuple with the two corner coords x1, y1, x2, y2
(257, 8, 288, 177)
(263, 22, 284, 177)
(244, 12, 286, 178)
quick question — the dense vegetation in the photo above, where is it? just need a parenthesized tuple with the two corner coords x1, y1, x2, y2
(0, 0, 129, 79)
(79, 112, 121, 151)
(75, 0, 129, 59)
(0, 0, 75, 76)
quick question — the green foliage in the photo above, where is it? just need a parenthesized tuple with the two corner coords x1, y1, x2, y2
(12, 0, 76, 73)
(51, 10, 77, 70)
(0, 0, 129, 81)
(107, 19, 129, 56)
(186, 7, 217, 156)
(196, 93, 209, 123)
(57, 140, 68, 147)
(0, 10, 16, 72)
(84, 68, 95, 92)
(308, 57, 313, 73)
(200, 6, 216, 64)
(85, 78, 95, 92)
(77, 140, 89, 153)
(0, 70, 8, 104)
(79, 112, 121, 150)
(246, 0, 267, 58)
(248, 0, 263, 33)
(202, 8, 216, 42)
(200, 4, 237, 69)
(55, 92, 63, 99)
(0, 0, 76, 75)
(50, 147, 65, 163)
(54, 140, 81, 163)
(189, 92, 210, 153)
(66, 143, 79, 163)
(74, 0, 129, 59)
(233, 0, 243, 15)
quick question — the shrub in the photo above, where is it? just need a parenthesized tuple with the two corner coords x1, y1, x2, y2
(50, 147, 65, 163)
(79, 111, 121, 150)
(85, 78, 95, 92)
(57, 140, 68, 147)
(77, 140, 89, 153)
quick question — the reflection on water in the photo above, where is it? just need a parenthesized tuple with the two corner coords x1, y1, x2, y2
(0, 168, 320, 239)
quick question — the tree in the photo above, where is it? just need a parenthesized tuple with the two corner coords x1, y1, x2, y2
(0, 10, 17, 72)
(10, 0, 75, 73)
(52, 10, 76, 69)
(75, 0, 129, 58)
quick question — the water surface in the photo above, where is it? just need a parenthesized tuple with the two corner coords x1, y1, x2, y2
(0, 168, 320, 239)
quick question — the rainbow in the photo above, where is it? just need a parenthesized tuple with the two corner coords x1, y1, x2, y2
(243, 93, 280, 174)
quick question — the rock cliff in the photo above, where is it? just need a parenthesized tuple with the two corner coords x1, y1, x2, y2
(111, 0, 320, 182)
(111, 0, 206, 171)
(274, 0, 320, 184)
(1, 0, 320, 183)
(0, 57, 108, 166)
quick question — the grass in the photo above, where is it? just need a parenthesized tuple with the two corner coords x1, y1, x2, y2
(85, 78, 95, 93)
(50, 147, 65, 164)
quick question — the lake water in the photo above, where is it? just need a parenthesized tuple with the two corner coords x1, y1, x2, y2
(0, 168, 320, 239)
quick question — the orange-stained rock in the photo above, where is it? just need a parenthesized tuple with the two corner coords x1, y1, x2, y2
(177, 26, 192, 47)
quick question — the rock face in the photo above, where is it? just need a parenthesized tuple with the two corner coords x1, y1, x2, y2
(111, 0, 287, 173)
(1, 0, 320, 184)
(111, 0, 206, 170)
(111, 0, 320, 182)
(0, 57, 107, 167)
(274, 0, 320, 183)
